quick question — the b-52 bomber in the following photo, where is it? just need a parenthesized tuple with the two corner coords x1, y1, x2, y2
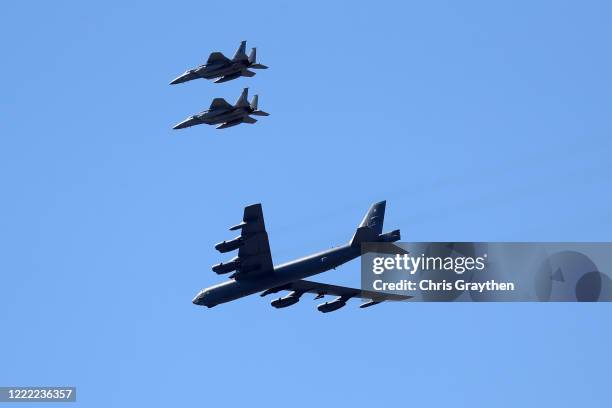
(192, 201, 410, 313)
(170, 41, 268, 85)
(172, 88, 269, 130)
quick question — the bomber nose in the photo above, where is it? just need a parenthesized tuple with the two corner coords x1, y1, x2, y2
(192, 292, 204, 305)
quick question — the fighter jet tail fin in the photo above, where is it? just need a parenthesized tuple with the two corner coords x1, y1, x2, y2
(235, 88, 250, 107)
(250, 95, 270, 116)
(248, 48, 268, 69)
(232, 40, 249, 62)
(349, 201, 387, 247)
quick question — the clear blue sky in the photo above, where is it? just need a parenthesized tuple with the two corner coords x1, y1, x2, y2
(1, 1, 611, 407)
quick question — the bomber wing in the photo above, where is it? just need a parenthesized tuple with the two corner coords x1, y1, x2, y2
(235, 204, 273, 275)
(262, 279, 411, 306)
(213, 204, 273, 278)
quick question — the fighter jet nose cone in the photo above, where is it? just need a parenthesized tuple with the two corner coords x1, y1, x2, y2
(173, 116, 201, 130)
(170, 75, 186, 85)
(173, 118, 192, 130)
(170, 70, 198, 85)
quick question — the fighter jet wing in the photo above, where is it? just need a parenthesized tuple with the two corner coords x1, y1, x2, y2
(207, 52, 230, 65)
(209, 98, 233, 110)
(263, 280, 411, 304)
(234, 204, 274, 276)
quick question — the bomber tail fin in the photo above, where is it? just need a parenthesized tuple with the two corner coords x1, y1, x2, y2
(350, 201, 400, 247)
(357, 201, 386, 235)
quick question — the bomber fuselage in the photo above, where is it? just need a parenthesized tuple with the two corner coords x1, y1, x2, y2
(192, 244, 361, 307)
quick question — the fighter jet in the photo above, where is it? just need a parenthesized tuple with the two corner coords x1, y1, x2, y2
(170, 41, 268, 85)
(192, 201, 411, 313)
(172, 88, 269, 130)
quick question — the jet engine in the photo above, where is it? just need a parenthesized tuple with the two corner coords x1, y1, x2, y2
(212, 257, 239, 274)
(359, 300, 382, 308)
(317, 297, 347, 313)
(271, 292, 301, 309)
(215, 236, 244, 253)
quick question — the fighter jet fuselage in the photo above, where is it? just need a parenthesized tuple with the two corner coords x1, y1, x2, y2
(170, 61, 247, 84)
(170, 41, 268, 85)
(197, 62, 243, 79)
(201, 106, 251, 124)
(175, 107, 250, 128)
(173, 88, 269, 130)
